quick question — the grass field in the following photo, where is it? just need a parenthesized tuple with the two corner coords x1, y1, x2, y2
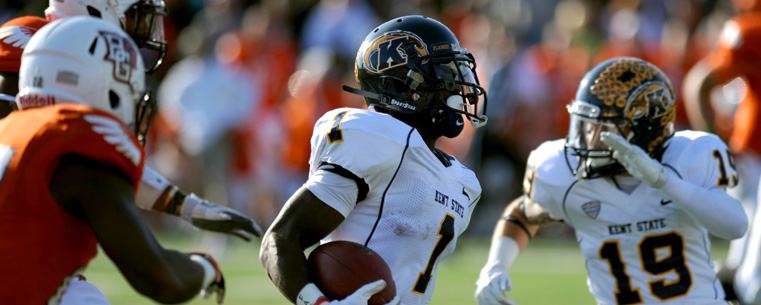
(84, 231, 730, 305)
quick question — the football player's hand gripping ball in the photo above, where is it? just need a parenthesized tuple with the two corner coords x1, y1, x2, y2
(181, 193, 263, 241)
(332, 280, 400, 305)
(600, 132, 669, 188)
(298, 280, 400, 305)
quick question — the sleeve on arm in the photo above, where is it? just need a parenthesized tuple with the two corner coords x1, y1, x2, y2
(660, 134, 748, 239)
(304, 164, 364, 218)
(522, 142, 569, 221)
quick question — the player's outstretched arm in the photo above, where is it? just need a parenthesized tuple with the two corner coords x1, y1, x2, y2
(50, 154, 226, 304)
(475, 195, 548, 305)
(136, 166, 262, 240)
(601, 132, 748, 240)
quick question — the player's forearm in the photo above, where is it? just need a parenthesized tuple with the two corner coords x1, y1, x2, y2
(658, 173, 748, 239)
(486, 196, 541, 269)
(125, 250, 206, 303)
(135, 167, 192, 217)
(259, 232, 313, 304)
(496, 196, 538, 249)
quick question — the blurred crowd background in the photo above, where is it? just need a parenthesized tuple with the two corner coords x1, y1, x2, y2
(0, 0, 748, 245)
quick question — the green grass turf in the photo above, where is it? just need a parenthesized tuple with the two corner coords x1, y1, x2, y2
(83, 232, 730, 305)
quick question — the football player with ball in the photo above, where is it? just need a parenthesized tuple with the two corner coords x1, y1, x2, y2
(260, 15, 488, 305)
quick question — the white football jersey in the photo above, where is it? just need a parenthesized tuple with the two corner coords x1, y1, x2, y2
(525, 130, 738, 305)
(307, 108, 481, 305)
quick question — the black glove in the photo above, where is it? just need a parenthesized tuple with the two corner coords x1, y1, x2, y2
(174, 192, 263, 241)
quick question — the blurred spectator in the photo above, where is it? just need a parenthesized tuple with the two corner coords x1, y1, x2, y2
(300, 0, 379, 69)
(224, 2, 300, 228)
(155, 9, 262, 255)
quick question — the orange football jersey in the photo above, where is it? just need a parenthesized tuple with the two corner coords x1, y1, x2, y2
(0, 104, 144, 303)
(708, 12, 761, 155)
(0, 16, 49, 73)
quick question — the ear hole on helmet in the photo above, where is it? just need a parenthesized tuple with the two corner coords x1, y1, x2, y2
(88, 38, 98, 55)
(109, 90, 120, 109)
(86, 6, 103, 18)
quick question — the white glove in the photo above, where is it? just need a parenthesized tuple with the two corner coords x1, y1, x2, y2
(475, 257, 517, 305)
(600, 132, 669, 188)
(297, 281, 400, 305)
(180, 193, 263, 241)
(475, 236, 520, 305)
(189, 252, 225, 304)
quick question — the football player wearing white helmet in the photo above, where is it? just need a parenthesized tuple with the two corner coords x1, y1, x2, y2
(45, 0, 168, 73)
(0, 17, 224, 304)
(260, 15, 487, 305)
(475, 57, 748, 305)
(0, 0, 264, 242)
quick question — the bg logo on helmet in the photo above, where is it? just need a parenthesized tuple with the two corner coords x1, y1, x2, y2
(362, 32, 428, 74)
(99, 31, 137, 84)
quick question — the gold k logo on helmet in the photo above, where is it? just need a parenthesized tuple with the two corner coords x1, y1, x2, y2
(99, 31, 137, 85)
(362, 32, 427, 74)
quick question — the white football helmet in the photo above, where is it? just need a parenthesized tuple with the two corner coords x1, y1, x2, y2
(45, 0, 168, 73)
(17, 16, 146, 129)
(45, 0, 126, 27)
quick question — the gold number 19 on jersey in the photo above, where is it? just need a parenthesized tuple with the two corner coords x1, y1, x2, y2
(600, 231, 691, 304)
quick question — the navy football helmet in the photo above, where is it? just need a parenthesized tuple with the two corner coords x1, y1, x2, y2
(343, 15, 487, 137)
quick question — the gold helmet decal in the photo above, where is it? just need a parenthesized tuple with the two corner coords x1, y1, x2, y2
(628, 83, 674, 120)
(585, 58, 675, 154)
(361, 32, 428, 74)
(588, 58, 674, 119)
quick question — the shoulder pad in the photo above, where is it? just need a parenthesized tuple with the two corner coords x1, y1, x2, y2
(310, 108, 417, 180)
(664, 130, 737, 189)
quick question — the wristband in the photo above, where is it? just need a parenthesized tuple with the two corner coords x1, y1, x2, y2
(165, 189, 186, 216)
(189, 253, 216, 293)
(297, 283, 330, 305)
(150, 185, 176, 212)
(489, 236, 521, 270)
(652, 167, 670, 189)
(136, 166, 174, 211)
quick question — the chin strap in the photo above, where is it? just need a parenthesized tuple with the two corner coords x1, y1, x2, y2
(342, 85, 382, 100)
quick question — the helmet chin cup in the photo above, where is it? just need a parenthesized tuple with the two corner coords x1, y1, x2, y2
(470, 114, 488, 127)
(446, 95, 464, 109)
(588, 156, 615, 168)
(445, 95, 487, 127)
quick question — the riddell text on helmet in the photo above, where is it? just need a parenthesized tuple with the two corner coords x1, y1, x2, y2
(18, 94, 55, 108)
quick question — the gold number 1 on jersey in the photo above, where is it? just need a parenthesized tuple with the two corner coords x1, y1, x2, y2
(412, 214, 455, 294)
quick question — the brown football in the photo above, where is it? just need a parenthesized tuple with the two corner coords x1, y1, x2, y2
(307, 240, 396, 305)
